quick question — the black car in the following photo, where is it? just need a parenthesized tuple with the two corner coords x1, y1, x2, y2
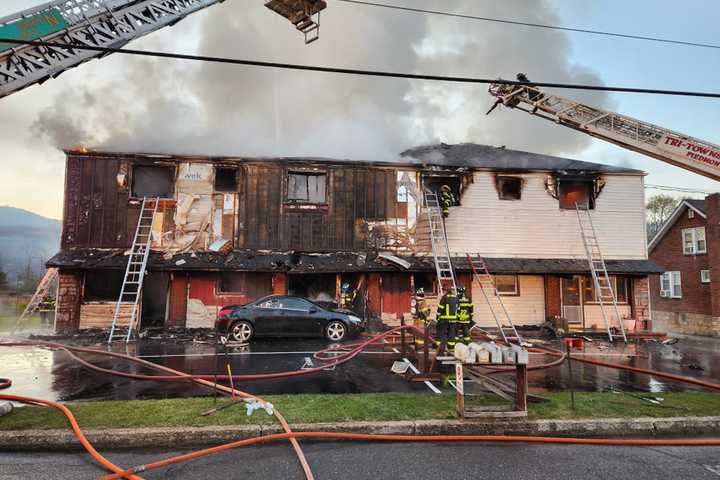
(215, 295, 364, 343)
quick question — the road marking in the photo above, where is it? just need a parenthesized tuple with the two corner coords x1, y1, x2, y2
(705, 465, 720, 476)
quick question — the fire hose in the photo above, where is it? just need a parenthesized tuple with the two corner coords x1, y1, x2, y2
(1, 327, 720, 479)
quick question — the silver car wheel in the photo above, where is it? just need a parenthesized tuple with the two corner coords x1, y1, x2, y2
(231, 322, 253, 342)
(326, 321, 346, 342)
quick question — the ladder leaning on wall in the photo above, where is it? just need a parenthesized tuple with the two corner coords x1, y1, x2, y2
(108, 197, 159, 344)
(13, 267, 58, 332)
(575, 204, 628, 343)
(466, 254, 524, 345)
(423, 189, 457, 296)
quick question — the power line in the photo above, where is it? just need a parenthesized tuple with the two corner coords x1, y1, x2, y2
(645, 184, 712, 194)
(2, 37, 720, 99)
(337, 0, 720, 51)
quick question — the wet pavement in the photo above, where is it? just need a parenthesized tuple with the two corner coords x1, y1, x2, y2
(0, 333, 719, 402)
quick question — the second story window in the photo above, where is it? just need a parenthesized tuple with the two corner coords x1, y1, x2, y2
(132, 165, 175, 198)
(701, 270, 711, 284)
(660, 271, 682, 298)
(287, 172, 326, 204)
(558, 180, 594, 210)
(682, 227, 706, 255)
(496, 176, 522, 200)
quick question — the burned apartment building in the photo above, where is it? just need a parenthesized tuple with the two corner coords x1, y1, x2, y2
(48, 143, 662, 333)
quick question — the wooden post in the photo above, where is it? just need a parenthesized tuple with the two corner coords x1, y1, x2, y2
(400, 315, 407, 357)
(515, 363, 528, 413)
(423, 324, 430, 375)
(455, 362, 464, 417)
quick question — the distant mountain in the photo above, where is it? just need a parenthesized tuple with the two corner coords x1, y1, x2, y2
(0, 207, 61, 282)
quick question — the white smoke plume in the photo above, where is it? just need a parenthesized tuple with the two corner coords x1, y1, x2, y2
(31, 0, 613, 160)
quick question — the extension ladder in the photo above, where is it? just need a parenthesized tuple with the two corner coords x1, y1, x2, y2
(424, 190, 456, 295)
(13, 267, 58, 332)
(108, 197, 159, 344)
(575, 204, 627, 343)
(466, 254, 523, 345)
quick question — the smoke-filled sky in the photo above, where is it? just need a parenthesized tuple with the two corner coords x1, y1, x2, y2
(0, 0, 718, 218)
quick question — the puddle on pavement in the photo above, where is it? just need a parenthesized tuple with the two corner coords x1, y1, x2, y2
(0, 336, 718, 402)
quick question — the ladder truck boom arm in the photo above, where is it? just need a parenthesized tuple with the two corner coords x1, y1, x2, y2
(0, 0, 226, 99)
(488, 82, 720, 182)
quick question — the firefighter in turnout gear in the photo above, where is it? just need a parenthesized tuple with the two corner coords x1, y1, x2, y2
(439, 185, 455, 218)
(456, 286, 474, 345)
(340, 282, 356, 310)
(412, 287, 431, 346)
(436, 288, 458, 354)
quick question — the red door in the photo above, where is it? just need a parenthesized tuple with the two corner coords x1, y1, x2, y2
(381, 273, 411, 318)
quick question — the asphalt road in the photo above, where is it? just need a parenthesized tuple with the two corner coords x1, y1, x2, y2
(1, 442, 719, 479)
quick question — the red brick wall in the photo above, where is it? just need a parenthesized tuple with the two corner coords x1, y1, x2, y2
(649, 203, 711, 315)
(55, 271, 82, 332)
(632, 276, 651, 329)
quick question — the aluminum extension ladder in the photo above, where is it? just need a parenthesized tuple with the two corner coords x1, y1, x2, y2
(466, 254, 523, 345)
(108, 197, 159, 344)
(13, 267, 58, 332)
(575, 204, 627, 343)
(424, 190, 456, 295)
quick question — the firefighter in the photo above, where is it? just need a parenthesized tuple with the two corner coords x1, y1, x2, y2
(38, 295, 56, 327)
(439, 185, 455, 218)
(340, 282, 356, 310)
(516, 72, 543, 101)
(411, 287, 431, 346)
(456, 286, 474, 345)
(436, 287, 458, 354)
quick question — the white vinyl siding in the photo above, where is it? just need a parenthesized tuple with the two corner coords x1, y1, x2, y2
(471, 275, 545, 327)
(682, 227, 706, 255)
(661, 271, 682, 298)
(436, 172, 647, 259)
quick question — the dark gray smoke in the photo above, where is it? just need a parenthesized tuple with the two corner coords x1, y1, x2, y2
(31, 0, 612, 160)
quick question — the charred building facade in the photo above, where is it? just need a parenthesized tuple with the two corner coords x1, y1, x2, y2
(48, 144, 662, 333)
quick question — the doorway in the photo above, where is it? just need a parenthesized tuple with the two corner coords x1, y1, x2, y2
(141, 272, 169, 328)
(561, 275, 583, 328)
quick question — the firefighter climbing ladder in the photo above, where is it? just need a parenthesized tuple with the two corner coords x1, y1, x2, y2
(423, 190, 456, 295)
(13, 267, 58, 332)
(576, 204, 628, 343)
(466, 254, 523, 345)
(108, 197, 159, 344)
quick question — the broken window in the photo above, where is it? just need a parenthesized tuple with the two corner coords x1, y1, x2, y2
(414, 273, 438, 295)
(83, 271, 124, 301)
(495, 275, 519, 296)
(219, 272, 273, 297)
(422, 176, 461, 206)
(496, 176, 522, 200)
(397, 185, 408, 203)
(214, 167, 238, 192)
(558, 180, 594, 210)
(132, 165, 175, 198)
(286, 172, 327, 203)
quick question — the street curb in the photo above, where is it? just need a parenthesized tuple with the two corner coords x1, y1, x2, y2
(2, 416, 720, 451)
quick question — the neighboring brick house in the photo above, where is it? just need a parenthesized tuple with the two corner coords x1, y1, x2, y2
(649, 194, 720, 337)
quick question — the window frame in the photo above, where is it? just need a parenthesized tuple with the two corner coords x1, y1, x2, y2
(285, 171, 327, 204)
(558, 180, 594, 210)
(682, 227, 707, 255)
(661, 271, 682, 299)
(583, 275, 629, 304)
(496, 176, 523, 201)
(701, 270, 711, 284)
(131, 165, 176, 199)
(494, 274, 520, 296)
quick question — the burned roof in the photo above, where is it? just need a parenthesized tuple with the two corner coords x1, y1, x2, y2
(65, 142, 644, 175)
(47, 249, 662, 274)
(400, 143, 644, 174)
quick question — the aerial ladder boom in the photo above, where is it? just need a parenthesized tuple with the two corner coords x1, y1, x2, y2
(488, 82, 720, 182)
(0, 0, 327, 99)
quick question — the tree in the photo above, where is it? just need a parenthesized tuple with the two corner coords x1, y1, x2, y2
(646, 194, 680, 239)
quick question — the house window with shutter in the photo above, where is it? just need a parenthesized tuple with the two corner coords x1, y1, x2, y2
(660, 271, 682, 298)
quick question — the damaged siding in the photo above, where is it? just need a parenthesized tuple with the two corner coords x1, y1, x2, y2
(436, 172, 647, 260)
(472, 275, 546, 327)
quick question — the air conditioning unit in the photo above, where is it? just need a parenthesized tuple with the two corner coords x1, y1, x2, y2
(660, 290, 670, 298)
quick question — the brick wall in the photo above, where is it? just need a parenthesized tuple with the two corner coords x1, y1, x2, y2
(632, 276, 651, 329)
(55, 271, 82, 332)
(652, 310, 719, 337)
(649, 202, 711, 316)
(544, 275, 561, 319)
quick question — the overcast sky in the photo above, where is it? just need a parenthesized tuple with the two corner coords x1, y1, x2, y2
(0, 0, 718, 218)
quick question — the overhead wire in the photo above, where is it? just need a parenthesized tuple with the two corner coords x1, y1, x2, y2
(336, 0, 720, 51)
(1, 37, 720, 99)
